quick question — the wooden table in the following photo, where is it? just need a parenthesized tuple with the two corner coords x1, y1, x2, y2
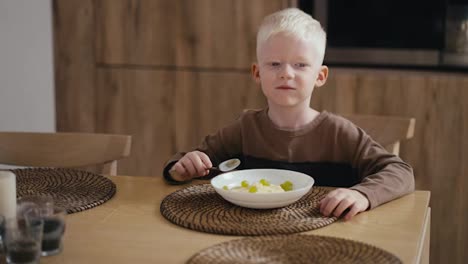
(42, 176, 431, 264)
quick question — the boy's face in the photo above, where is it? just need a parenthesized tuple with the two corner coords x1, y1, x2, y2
(252, 33, 328, 109)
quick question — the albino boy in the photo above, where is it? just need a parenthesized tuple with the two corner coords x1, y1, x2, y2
(163, 8, 414, 220)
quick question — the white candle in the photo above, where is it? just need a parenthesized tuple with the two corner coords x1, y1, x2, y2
(0, 171, 17, 219)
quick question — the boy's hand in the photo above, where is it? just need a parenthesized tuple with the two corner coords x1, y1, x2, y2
(169, 151, 212, 181)
(319, 188, 370, 221)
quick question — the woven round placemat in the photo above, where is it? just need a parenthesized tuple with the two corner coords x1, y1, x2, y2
(11, 168, 116, 214)
(160, 184, 337, 236)
(187, 234, 402, 264)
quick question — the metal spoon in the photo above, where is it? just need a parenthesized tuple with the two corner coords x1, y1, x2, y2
(169, 158, 240, 180)
(209, 158, 241, 172)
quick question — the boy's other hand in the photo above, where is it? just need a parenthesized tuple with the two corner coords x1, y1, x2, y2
(170, 151, 213, 181)
(319, 188, 370, 221)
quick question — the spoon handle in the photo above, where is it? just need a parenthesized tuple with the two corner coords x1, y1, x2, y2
(209, 166, 221, 172)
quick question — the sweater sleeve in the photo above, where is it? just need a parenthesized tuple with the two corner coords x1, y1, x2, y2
(162, 117, 243, 184)
(337, 119, 415, 209)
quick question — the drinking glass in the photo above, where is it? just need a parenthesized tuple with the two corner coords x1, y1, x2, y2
(17, 196, 54, 219)
(40, 207, 66, 256)
(19, 197, 67, 257)
(0, 214, 5, 254)
(4, 217, 43, 264)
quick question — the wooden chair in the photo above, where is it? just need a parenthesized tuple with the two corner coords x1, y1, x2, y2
(342, 114, 416, 155)
(0, 132, 132, 176)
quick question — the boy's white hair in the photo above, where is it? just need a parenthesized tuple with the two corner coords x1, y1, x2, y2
(256, 8, 326, 66)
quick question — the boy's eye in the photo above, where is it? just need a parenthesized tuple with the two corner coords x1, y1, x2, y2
(270, 62, 281, 67)
(295, 63, 308, 67)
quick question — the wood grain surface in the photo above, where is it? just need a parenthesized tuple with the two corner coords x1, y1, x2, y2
(53, 0, 95, 132)
(95, 0, 290, 68)
(95, 68, 265, 176)
(40, 176, 430, 264)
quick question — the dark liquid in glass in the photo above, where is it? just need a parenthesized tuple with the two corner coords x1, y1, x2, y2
(0, 221, 4, 254)
(0, 219, 5, 239)
(6, 240, 39, 263)
(42, 218, 65, 253)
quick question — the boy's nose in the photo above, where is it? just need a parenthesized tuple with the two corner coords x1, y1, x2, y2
(279, 65, 294, 80)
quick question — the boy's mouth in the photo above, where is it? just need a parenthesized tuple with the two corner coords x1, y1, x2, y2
(276, 85, 295, 90)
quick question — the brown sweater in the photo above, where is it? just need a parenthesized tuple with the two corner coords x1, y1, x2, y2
(163, 109, 415, 209)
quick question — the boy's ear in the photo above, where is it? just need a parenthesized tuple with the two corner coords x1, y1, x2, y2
(315, 65, 329, 87)
(251, 63, 261, 84)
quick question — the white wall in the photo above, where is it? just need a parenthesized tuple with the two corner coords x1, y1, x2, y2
(0, 0, 55, 132)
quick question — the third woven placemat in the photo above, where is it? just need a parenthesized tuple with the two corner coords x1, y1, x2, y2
(187, 234, 402, 264)
(160, 184, 337, 236)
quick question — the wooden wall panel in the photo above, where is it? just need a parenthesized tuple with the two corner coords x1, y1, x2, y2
(312, 68, 468, 264)
(461, 79, 468, 264)
(174, 71, 266, 151)
(95, 68, 264, 176)
(53, 0, 95, 132)
(95, 0, 179, 66)
(174, 0, 290, 68)
(95, 0, 290, 68)
(95, 69, 177, 177)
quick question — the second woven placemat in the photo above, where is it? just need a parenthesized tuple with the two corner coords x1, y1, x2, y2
(160, 184, 337, 236)
(187, 234, 402, 264)
(12, 168, 116, 214)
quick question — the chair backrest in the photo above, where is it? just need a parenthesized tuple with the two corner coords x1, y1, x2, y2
(342, 114, 416, 155)
(0, 132, 131, 176)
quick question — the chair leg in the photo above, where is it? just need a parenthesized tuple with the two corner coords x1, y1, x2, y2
(102, 161, 117, 176)
(385, 142, 401, 156)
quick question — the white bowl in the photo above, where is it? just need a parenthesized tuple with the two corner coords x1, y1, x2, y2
(211, 169, 314, 209)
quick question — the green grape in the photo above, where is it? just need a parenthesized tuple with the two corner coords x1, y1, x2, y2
(280, 181, 293, 191)
(223, 185, 228, 190)
(259, 179, 270, 186)
(241, 180, 249, 188)
(249, 186, 258, 193)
